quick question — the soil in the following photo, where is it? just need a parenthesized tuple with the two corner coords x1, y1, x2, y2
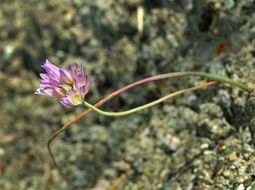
(0, 0, 255, 189)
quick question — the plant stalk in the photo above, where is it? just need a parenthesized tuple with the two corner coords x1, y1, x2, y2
(83, 81, 219, 117)
(47, 71, 252, 189)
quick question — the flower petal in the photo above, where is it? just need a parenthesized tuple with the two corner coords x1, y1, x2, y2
(59, 84, 72, 92)
(42, 60, 60, 80)
(71, 63, 79, 79)
(60, 67, 72, 84)
(35, 87, 55, 96)
(60, 96, 73, 107)
(53, 87, 65, 97)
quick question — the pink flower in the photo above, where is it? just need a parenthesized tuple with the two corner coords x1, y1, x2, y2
(35, 60, 91, 107)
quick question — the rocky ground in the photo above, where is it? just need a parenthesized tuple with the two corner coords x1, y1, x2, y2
(0, 0, 255, 189)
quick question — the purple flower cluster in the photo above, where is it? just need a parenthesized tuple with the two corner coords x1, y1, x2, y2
(35, 60, 91, 107)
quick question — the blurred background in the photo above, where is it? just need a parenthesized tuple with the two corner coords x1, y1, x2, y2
(1, 0, 255, 189)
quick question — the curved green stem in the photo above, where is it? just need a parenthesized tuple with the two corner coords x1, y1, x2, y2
(191, 72, 253, 93)
(84, 81, 219, 117)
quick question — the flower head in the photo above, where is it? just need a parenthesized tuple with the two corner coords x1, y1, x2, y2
(35, 60, 91, 107)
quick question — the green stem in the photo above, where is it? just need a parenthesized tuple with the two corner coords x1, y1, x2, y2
(191, 72, 253, 93)
(83, 81, 218, 117)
